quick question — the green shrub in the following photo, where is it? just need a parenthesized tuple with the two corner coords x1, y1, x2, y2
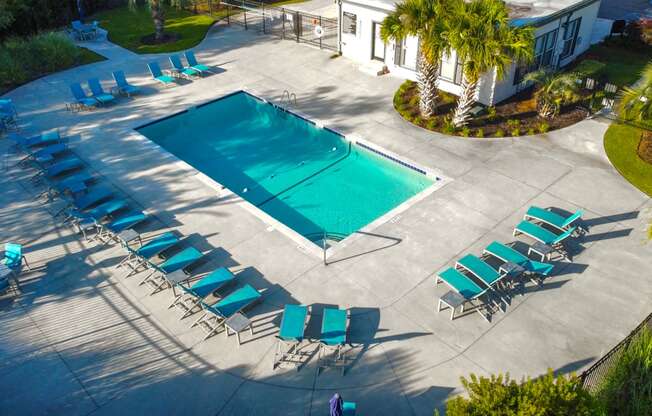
(538, 122, 550, 133)
(442, 117, 456, 135)
(0, 32, 82, 90)
(487, 106, 497, 121)
(506, 119, 520, 129)
(594, 326, 652, 416)
(511, 128, 521, 136)
(527, 128, 536, 135)
(574, 59, 607, 78)
(426, 119, 439, 130)
(446, 370, 597, 416)
(459, 127, 470, 137)
(494, 129, 505, 137)
(475, 128, 484, 138)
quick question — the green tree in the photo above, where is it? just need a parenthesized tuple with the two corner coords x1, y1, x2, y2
(381, 0, 455, 117)
(448, 0, 534, 127)
(130, 0, 166, 42)
(525, 69, 582, 119)
(446, 370, 597, 415)
(619, 61, 652, 123)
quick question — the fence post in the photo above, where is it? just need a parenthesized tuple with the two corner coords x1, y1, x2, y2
(296, 12, 300, 43)
(227, 4, 230, 24)
(208, 0, 213, 16)
(322, 231, 327, 266)
(319, 15, 322, 49)
(244, 8, 248, 30)
(262, 4, 266, 33)
(281, 8, 285, 39)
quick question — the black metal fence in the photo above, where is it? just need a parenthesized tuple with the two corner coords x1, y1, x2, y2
(218, 0, 339, 52)
(579, 312, 652, 392)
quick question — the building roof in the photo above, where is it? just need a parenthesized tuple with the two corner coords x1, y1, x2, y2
(342, 0, 601, 26)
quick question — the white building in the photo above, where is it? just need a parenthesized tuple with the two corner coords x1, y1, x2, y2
(337, 0, 602, 105)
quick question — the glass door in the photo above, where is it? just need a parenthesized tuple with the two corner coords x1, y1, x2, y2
(371, 22, 385, 61)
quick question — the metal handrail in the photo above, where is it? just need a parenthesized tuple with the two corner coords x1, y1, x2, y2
(304, 231, 348, 265)
(280, 90, 297, 107)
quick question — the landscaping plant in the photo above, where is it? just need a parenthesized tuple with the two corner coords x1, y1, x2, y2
(524, 69, 582, 119)
(130, 0, 166, 42)
(445, 370, 597, 415)
(618, 61, 652, 123)
(448, 0, 533, 127)
(593, 326, 652, 416)
(381, 0, 454, 117)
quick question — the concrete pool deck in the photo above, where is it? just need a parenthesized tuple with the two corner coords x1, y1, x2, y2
(1, 22, 650, 415)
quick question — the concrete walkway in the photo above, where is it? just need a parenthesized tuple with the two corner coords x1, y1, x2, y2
(1, 22, 650, 415)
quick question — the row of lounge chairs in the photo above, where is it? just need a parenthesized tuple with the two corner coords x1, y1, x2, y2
(148, 51, 215, 86)
(68, 72, 141, 112)
(436, 207, 584, 322)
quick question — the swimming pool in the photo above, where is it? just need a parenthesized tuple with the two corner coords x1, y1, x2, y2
(137, 91, 436, 246)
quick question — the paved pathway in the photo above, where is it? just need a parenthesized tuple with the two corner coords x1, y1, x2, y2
(1, 22, 650, 415)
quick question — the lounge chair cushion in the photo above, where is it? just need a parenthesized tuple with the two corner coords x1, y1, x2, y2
(279, 304, 308, 341)
(158, 247, 203, 274)
(211, 284, 261, 318)
(457, 254, 500, 286)
(136, 232, 179, 258)
(321, 308, 347, 346)
(188, 267, 235, 298)
(438, 267, 484, 299)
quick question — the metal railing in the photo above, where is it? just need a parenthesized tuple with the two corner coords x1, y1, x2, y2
(219, 0, 339, 52)
(580, 312, 652, 392)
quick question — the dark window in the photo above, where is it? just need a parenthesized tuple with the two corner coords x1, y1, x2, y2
(342, 12, 356, 35)
(560, 18, 581, 59)
(514, 28, 558, 84)
(438, 53, 464, 85)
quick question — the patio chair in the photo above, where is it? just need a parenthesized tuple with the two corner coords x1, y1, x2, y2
(483, 241, 554, 284)
(112, 70, 141, 97)
(9, 130, 62, 152)
(169, 55, 200, 79)
(56, 185, 114, 219)
(436, 268, 492, 322)
(1, 243, 30, 275)
(118, 231, 180, 277)
(273, 304, 309, 370)
(184, 50, 213, 75)
(513, 220, 576, 259)
(317, 308, 348, 375)
(19, 142, 68, 167)
(88, 78, 116, 106)
(524, 206, 584, 234)
(456, 254, 509, 308)
(93, 211, 149, 244)
(169, 267, 236, 319)
(343, 402, 356, 416)
(33, 156, 83, 183)
(191, 284, 262, 342)
(148, 62, 176, 86)
(69, 82, 99, 111)
(139, 246, 204, 295)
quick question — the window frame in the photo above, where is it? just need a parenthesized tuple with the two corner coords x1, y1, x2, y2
(513, 28, 558, 85)
(342, 12, 357, 36)
(559, 17, 582, 60)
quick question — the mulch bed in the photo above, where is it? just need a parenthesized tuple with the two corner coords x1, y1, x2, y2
(394, 81, 590, 138)
(637, 131, 652, 164)
(141, 32, 181, 45)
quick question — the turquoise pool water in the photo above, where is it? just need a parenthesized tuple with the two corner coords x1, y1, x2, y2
(138, 91, 433, 243)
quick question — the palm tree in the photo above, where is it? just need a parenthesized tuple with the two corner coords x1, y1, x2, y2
(448, 0, 534, 127)
(618, 61, 652, 123)
(524, 69, 582, 119)
(381, 0, 455, 117)
(130, 0, 166, 42)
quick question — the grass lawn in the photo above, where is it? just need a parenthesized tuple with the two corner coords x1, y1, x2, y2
(604, 123, 652, 197)
(582, 43, 652, 87)
(93, 6, 215, 54)
(78, 47, 107, 65)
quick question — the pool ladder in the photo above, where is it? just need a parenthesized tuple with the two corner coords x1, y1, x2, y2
(280, 90, 297, 107)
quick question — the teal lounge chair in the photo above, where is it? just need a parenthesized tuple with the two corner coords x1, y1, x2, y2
(184, 50, 213, 74)
(483, 241, 554, 281)
(70, 186, 114, 210)
(274, 304, 309, 370)
(88, 78, 116, 105)
(69, 82, 99, 111)
(140, 246, 204, 294)
(20, 143, 68, 166)
(1, 243, 30, 275)
(94, 211, 149, 244)
(35, 157, 83, 183)
(86, 198, 129, 220)
(112, 70, 141, 97)
(525, 206, 584, 234)
(456, 254, 509, 308)
(513, 220, 576, 259)
(169, 55, 200, 79)
(192, 284, 262, 341)
(43, 171, 95, 201)
(9, 130, 61, 151)
(118, 232, 180, 277)
(148, 62, 176, 86)
(169, 267, 236, 319)
(436, 267, 491, 321)
(343, 402, 356, 416)
(318, 308, 348, 375)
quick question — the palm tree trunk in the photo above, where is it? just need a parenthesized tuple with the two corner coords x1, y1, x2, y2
(151, 0, 165, 41)
(452, 77, 478, 127)
(416, 51, 439, 117)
